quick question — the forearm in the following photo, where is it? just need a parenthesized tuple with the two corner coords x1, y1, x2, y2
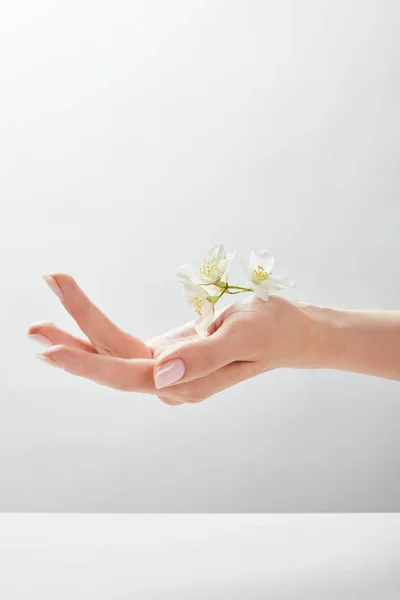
(302, 304, 400, 381)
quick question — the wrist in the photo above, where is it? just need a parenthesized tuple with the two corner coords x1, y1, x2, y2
(294, 302, 346, 370)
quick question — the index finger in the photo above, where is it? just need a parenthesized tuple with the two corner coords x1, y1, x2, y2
(43, 273, 151, 359)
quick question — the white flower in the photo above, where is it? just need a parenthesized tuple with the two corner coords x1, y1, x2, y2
(182, 282, 215, 336)
(247, 248, 295, 301)
(200, 244, 235, 285)
(176, 244, 235, 292)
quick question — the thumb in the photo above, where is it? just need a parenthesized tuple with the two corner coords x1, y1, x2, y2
(153, 328, 237, 389)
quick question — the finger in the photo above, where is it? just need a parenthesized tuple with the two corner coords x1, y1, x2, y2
(149, 332, 198, 361)
(157, 395, 185, 406)
(161, 360, 257, 404)
(146, 303, 231, 356)
(27, 321, 96, 353)
(37, 345, 155, 393)
(146, 322, 197, 357)
(43, 273, 151, 359)
(153, 326, 241, 389)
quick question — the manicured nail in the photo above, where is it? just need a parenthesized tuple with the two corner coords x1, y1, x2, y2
(154, 359, 185, 389)
(36, 353, 60, 368)
(28, 333, 52, 347)
(43, 274, 64, 301)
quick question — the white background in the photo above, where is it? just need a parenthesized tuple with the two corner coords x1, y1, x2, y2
(0, 0, 399, 511)
(0, 514, 399, 599)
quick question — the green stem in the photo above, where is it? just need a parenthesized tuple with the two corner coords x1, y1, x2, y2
(202, 281, 227, 289)
(217, 287, 228, 301)
(206, 282, 253, 304)
(227, 285, 253, 292)
(208, 286, 228, 305)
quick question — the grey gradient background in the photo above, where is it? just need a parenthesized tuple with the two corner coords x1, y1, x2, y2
(0, 0, 399, 511)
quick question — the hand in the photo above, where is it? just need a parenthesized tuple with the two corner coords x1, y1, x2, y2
(28, 274, 312, 405)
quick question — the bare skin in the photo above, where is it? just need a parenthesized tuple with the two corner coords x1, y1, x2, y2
(27, 274, 400, 406)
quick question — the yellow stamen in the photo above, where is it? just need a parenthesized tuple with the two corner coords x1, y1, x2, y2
(191, 296, 203, 316)
(254, 265, 269, 282)
(200, 258, 218, 279)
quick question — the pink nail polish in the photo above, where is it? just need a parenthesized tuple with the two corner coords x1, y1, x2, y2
(43, 275, 64, 301)
(28, 333, 52, 347)
(36, 353, 60, 368)
(154, 359, 185, 389)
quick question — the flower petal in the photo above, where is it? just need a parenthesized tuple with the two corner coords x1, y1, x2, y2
(203, 310, 215, 329)
(194, 318, 208, 336)
(219, 271, 229, 284)
(218, 251, 235, 283)
(266, 275, 296, 291)
(209, 244, 226, 261)
(218, 260, 230, 282)
(182, 282, 207, 299)
(176, 264, 197, 283)
(200, 300, 214, 319)
(195, 303, 215, 336)
(191, 273, 210, 285)
(249, 249, 275, 273)
(203, 284, 221, 295)
(253, 283, 270, 301)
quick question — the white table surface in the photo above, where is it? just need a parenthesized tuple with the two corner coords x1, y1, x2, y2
(0, 514, 399, 599)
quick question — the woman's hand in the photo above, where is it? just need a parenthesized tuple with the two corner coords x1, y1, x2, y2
(28, 274, 312, 405)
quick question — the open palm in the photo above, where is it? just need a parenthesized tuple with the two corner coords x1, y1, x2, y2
(28, 274, 264, 405)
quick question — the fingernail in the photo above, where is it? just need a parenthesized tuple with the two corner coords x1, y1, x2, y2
(43, 274, 64, 301)
(154, 359, 185, 389)
(36, 353, 60, 368)
(28, 333, 52, 347)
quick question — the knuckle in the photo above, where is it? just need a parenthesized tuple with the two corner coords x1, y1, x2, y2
(95, 345, 115, 357)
